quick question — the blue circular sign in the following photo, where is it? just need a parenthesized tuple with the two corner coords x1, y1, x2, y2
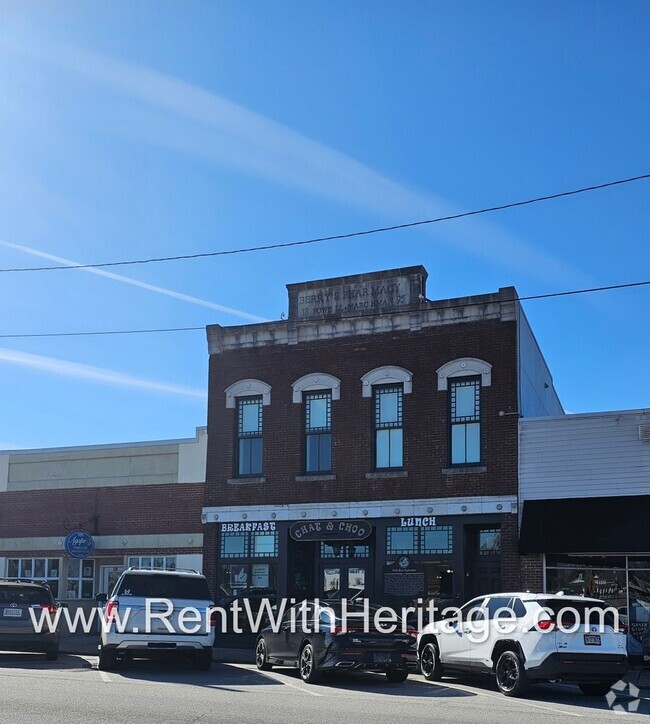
(64, 531, 94, 559)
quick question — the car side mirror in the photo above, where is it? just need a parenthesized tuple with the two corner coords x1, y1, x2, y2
(95, 593, 108, 604)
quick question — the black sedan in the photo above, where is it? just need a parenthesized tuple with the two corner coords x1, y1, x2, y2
(255, 601, 417, 684)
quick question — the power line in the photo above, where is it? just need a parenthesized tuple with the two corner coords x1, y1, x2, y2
(0, 279, 647, 339)
(0, 173, 648, 273)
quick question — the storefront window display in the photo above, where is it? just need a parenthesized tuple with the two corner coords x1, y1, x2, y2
(546, 555, 650, 660)
(66, 558, 95, 599)
(385, 525, 453, 608)
(217, 528, 280, 631)
(7, 558, 60, 598)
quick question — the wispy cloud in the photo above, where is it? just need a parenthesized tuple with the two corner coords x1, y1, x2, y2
(26, 40, 592, 286)
(0, 240, 268, 323)
(0, 346, 205, 399)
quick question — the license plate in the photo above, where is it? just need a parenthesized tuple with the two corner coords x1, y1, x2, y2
(374, 652, 391, 664)
(3, 608, 22, 618)
(584, 634, 601, 646)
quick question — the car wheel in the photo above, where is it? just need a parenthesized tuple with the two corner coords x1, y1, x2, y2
(299, 643, 321, 684)
(495, 650, 529, 697)
(386, 667, 409, 683)
(579, 682, 614, 697)
(255, 638, 273, 671)
(45, 646, 59, 662)
(420, 641, 444, 681)
(193, 649, 213, 671)
(98, 646, 117, 671)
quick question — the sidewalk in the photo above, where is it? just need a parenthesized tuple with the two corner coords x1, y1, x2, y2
(59, 632, 99, 656)
(625, 667, 650, 692)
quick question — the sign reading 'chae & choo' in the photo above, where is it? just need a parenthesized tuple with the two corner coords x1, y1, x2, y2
(290, 519, 372, 542)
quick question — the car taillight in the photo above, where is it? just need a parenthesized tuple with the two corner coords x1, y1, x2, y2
(209, 609, 219, 627)
(618, 622, 628, 635)
(40, 604, 58, 614)
(106, 600, 119, 620)
(536, 619, 555, 631)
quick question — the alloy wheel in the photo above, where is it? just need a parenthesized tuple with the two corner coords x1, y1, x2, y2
(256, 640, 266, 668)
(496, 654, 518, 691)
(300, 646, 313, 680)
(421, 645, 435, 677)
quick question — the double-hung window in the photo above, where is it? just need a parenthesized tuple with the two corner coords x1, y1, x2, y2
(304, 390, 332, 473)
(237, 396, 263, 476)
(374, 384, 403, 469)
(450, 377, 481, 464)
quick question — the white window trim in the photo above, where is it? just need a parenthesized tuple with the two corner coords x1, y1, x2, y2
(225, 379, 272, 408)
(436, 358, 492, 390)
(292, 373, 341, 403)
(361, 366, 413, 397)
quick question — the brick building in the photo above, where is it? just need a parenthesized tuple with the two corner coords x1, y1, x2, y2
(202, 266, 563, 632)
(0, 428, 206, 616)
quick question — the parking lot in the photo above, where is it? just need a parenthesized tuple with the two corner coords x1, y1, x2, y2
(1, 652, 648, 724)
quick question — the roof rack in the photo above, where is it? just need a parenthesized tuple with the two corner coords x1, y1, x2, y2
(125, 566, 201, 575)
(0, 577, 52, 587)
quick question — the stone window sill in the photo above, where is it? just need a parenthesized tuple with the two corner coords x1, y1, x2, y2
(366, 471, 409, 480)
(441, 466, 487, 475)
(227, 477, 266, 485)
(295, 474, 336, 482)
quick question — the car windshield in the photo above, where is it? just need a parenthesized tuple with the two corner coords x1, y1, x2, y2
(0, 586, 52, 606)
(115, 574, 211, 600)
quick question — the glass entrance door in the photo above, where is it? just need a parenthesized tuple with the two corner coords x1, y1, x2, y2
(320, 564, 368, 601)
(318, 540, 372, 601)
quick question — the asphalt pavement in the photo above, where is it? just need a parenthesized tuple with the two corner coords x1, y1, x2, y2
(0, 652, 648, 723)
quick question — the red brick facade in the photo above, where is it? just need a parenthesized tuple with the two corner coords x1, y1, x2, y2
(205, 318, 519, 508)
(0, 483, 203, 542)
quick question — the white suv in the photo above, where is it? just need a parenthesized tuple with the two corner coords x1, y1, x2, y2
(417, 592, 628, 697)
(98, 568, 215, 671)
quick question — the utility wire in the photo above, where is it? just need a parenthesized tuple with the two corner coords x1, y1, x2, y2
(0, 279, 647, 339)
(0, 173, 648, 273)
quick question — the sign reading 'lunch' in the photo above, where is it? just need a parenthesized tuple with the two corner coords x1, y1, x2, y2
(295, 276, 411, 319)
(289, 519, 372, 542)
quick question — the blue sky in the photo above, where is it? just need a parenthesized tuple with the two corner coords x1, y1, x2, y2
(0, 1, 647, 449)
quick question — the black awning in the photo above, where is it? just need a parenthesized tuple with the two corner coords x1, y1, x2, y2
(519, 495, 650, 554)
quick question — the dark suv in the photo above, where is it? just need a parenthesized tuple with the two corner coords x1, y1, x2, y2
(0, 580, 62, 660)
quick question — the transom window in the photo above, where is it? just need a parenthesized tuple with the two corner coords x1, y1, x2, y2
(479, 529, 501, 555)
(450, 377, 481, 464)
(237, 396, 263, 476)
(6, 558, 60, 598)
(220, 530, 278, 558)
(305, 391, 332, 473)
(386, 526, 453, 556)
(128, 556, 177, 570)
(320, 543, 370, 558)
(374, 384, 404, 469)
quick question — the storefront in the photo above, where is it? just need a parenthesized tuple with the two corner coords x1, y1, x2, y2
(209, 506, 513, 643)
(543, 554, 650, 660)
(0, 427, 207, 627)
(3, 552, 184, 602)
(519, 493, 650, 662)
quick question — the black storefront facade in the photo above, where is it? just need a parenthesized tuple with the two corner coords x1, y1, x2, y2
(205, 499, 514, 643)
(520, 494, 650, 662)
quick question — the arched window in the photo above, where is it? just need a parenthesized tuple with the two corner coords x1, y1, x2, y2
(225, 380, 271, 477)
(292, 374, 340, 474)
(361, 366, 413, 470)
(436, 358, 491, 466)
